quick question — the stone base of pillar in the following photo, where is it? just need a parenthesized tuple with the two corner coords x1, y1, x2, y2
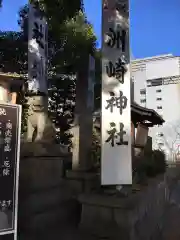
(19, 142, 75, 237)
(66, 170, 100, 195)
(25, 95, 57, 143)
(78, 193, 129, 240)
(21, 142, 69, 157)
(78, 174, 166, 240)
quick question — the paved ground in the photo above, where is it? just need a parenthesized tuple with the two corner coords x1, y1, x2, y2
(19, 179, 180, 240)
(162, 182, 180, 239)
(68, 183, 180, 240)
(162, 205, 180, 240)
(74, 181, 180, 240)
(57, 182, 180, 240)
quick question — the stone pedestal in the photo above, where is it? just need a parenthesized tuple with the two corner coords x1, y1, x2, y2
(21, 141, 69, 157)
(71, 55, 95, 171)
(66, 170, 100, 195)
(66, 55, 97, 195)
(78, 175, 167, 240)
(25, 95, 57, 143)
(18, 142, 79, 239)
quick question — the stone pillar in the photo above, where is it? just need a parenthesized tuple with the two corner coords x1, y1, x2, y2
(26, 3, 57, 143)
(67, 55, 99, 193)
(11, 92, 17, 104)
(135, 123, 149, 147)
(0, 79, 10, 103)
(71, 55, 95, 171)
(134, 123, 149, 157)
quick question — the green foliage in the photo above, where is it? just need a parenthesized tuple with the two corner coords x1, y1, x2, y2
(91, 127, 101, 169)
(0, 31, 27, 73)
(0, 1, 98, 143)
(48, 75, 75, 145)
(17, 3, 97, 74)
(30, 0, 83, 28)
(52, 10, 96, 73)
(93, 50, 102, 111)
(18, 4, 28, 40)
(133, 150, 166, 184)
(0, 30, 27, 134)
(152, 150, 166, 174)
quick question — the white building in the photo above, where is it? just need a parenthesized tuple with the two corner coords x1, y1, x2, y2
(131, 54, 180, 162)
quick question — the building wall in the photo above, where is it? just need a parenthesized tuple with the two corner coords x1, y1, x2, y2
(133, 67, 146, 107)
(132, 55, 180, 161)
(146, 57, 180, 79)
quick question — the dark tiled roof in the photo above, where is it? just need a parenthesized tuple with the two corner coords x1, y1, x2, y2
(93, 102, 165, 127)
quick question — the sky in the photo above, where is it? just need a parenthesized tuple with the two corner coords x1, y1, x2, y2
(1, 0, 180, 59)
(0, 0, 27, 31)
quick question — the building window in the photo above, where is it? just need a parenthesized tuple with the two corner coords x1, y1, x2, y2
(140, 89, 146, 95)
(157, 98, 162, 101)
(140, 99, 146, 103)
(156, 89, 161, 93)
(146, 78, 163, 87)
(151, 78, 163, 86)
(157, 106, 162, 109)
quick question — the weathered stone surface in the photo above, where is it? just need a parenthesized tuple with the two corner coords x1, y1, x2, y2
(25, 96, 57, 143)
(20, 202, 74, 231)
(17, 163, 180, 239)
(20, 158, 63, 189)
(78, 175, 168, 240)
(19, 185, 71, 217)
(66, 171, 100, 194)
(21, 142, 69, 157)
(18, 143, 80, 238)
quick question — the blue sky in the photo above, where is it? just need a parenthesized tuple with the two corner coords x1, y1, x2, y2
(84, 0, 180, 58)
(0, 0, 27, 31)
(1, 0, 180, 59)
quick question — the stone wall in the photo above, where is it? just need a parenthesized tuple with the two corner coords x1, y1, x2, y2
(17, 144, 180, 240)
(18, 143, 81, 240)
(78, 174, 172, 240)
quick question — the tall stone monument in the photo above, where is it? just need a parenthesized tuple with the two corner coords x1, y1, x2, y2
(67, 55, 98, 193)
(101, 0, 132, 185)
(71, 55, 95, 171)
(27, 2, 56, 143)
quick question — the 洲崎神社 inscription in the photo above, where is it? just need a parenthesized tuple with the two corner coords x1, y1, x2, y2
(101, 0, 132, 185)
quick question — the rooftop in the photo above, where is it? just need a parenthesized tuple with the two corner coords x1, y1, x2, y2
(93, 102, 165, 128)
(131, 54, 174, 63)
